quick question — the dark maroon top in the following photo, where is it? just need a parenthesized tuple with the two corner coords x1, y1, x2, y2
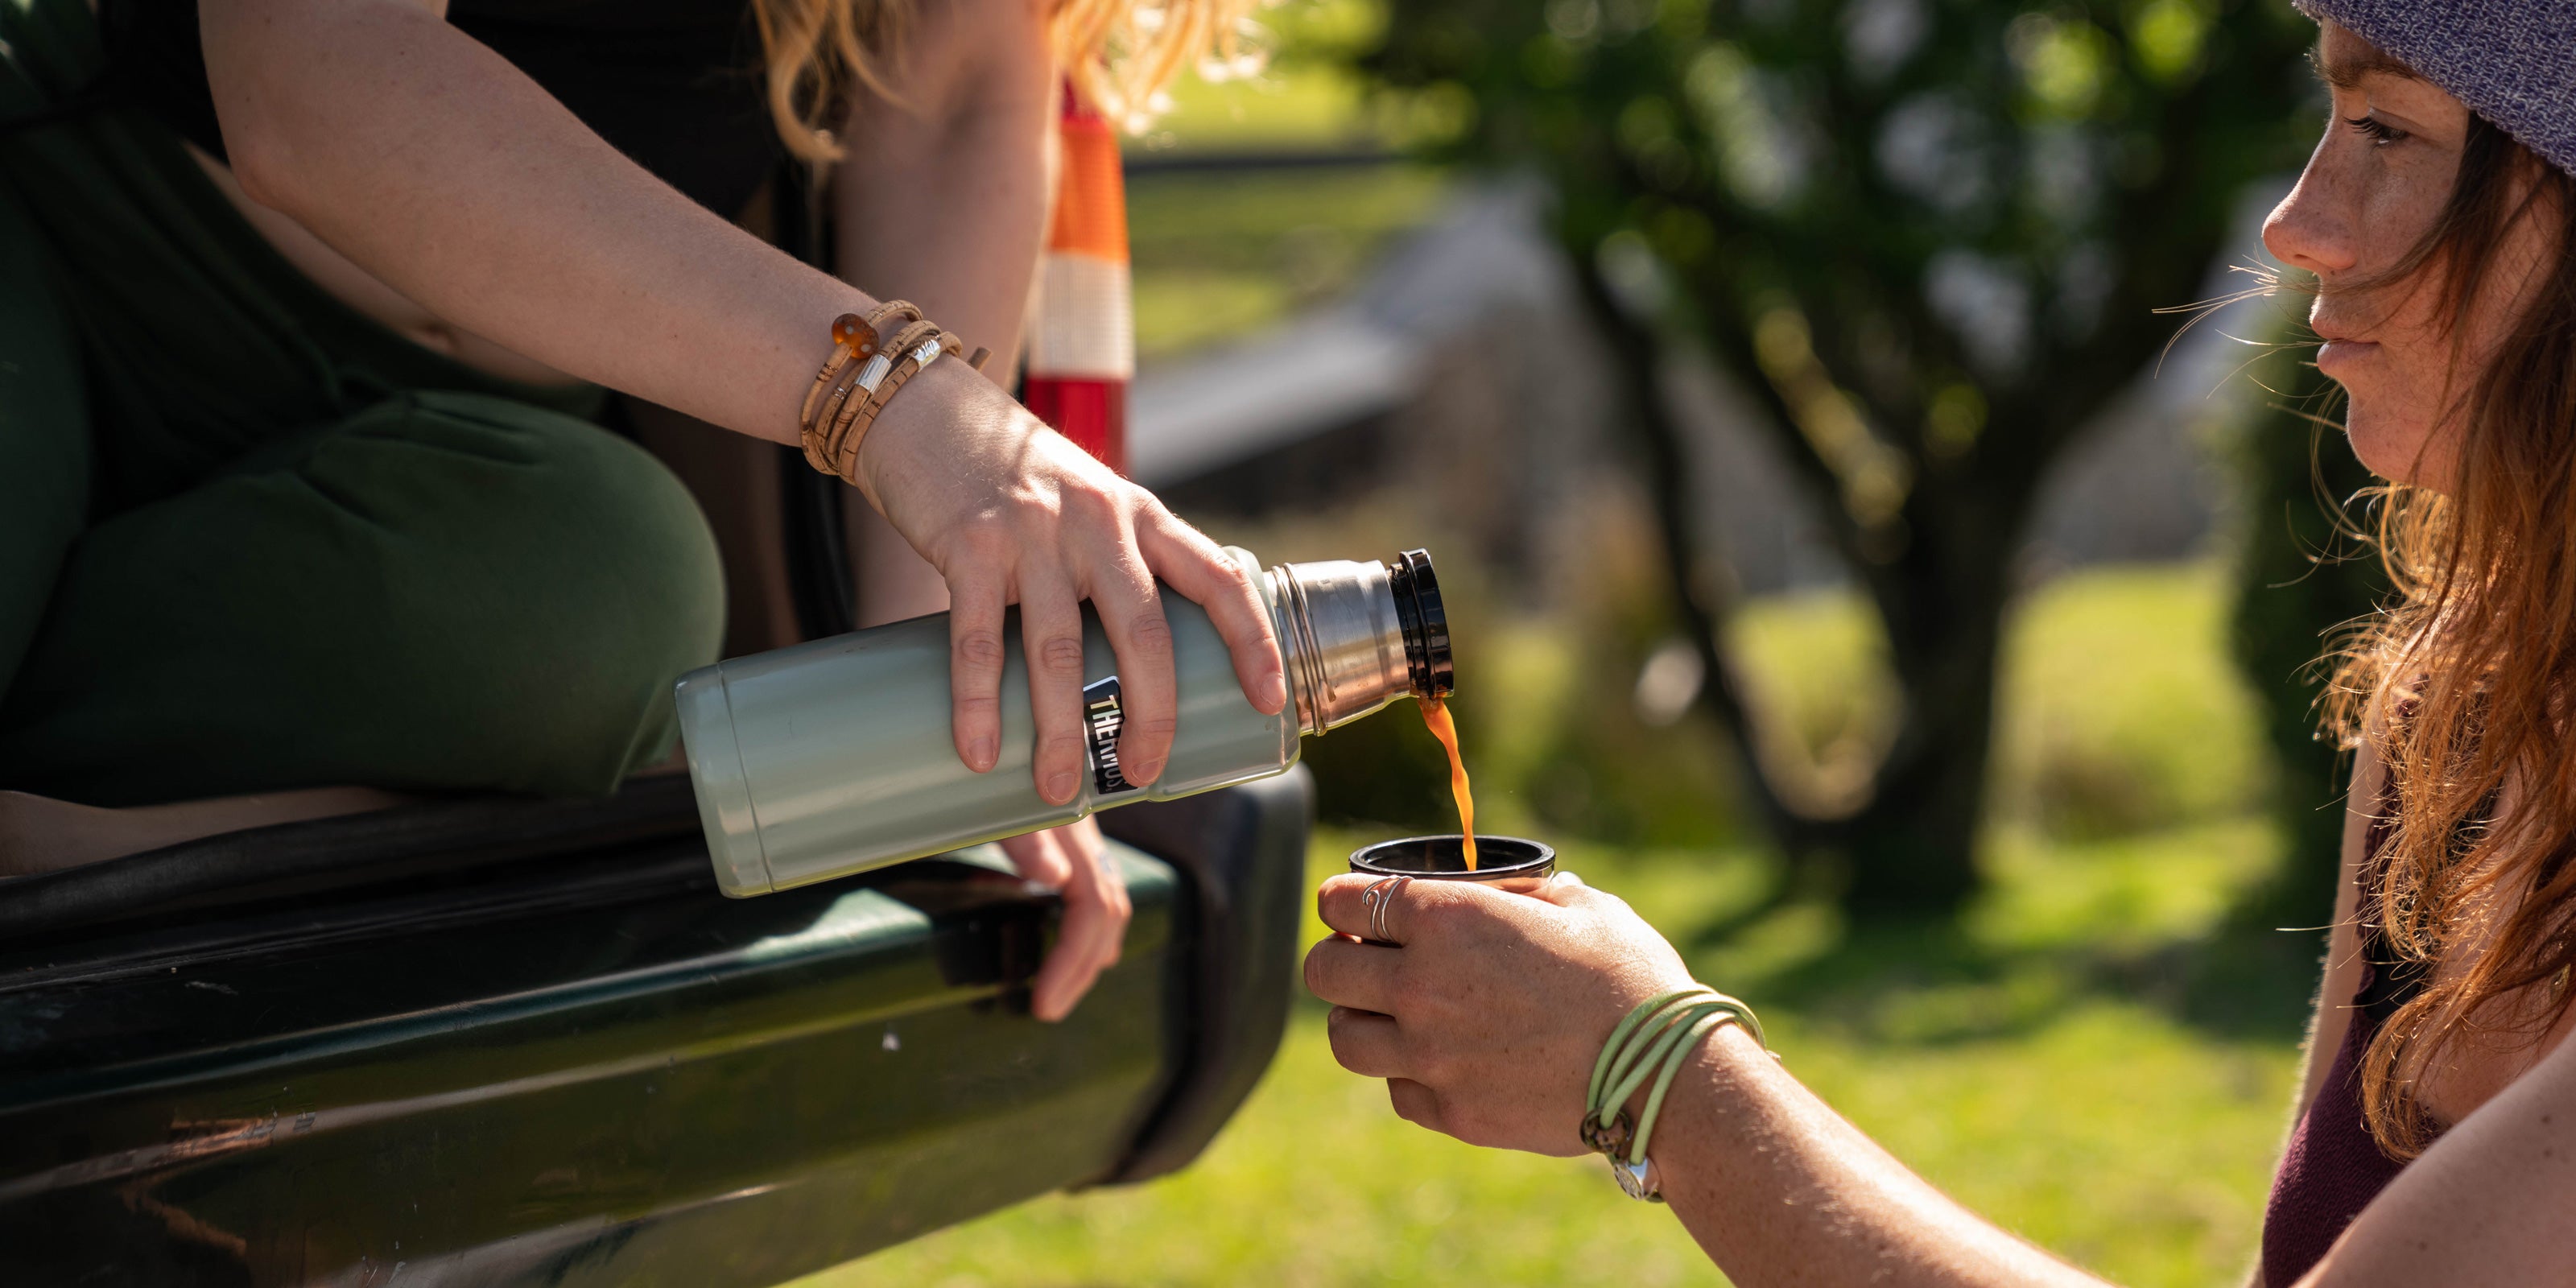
(2260, 810, 2435, 1285)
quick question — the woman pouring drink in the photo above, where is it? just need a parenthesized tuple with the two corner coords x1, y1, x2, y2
(1307, 4, 2576, 1282)
(0, 0, 1290, 1018)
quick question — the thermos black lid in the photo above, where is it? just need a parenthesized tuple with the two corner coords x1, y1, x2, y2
(1388, 548, 1454, 700)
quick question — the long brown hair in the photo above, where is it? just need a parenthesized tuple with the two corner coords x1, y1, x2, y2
(2322, 111, 2576, 1159)
(748, 0, 1259, 163)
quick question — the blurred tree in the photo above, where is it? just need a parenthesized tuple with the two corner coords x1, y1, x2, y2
(1367, 0, 2320, 914)
(2227, 349, 2386, 931)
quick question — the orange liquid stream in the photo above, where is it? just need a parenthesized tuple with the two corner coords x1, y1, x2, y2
(1418, 696, 1477, 870)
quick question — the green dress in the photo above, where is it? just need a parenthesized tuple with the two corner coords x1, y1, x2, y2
(0, 0, 727, 806)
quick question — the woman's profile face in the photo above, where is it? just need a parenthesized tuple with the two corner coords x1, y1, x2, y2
(2260, 23, 2553, 490)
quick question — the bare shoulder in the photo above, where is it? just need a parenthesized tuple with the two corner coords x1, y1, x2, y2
(2316, 1005, 2576, 1281)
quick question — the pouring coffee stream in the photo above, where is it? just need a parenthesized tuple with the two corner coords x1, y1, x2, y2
(1417, 696, 1476, 870)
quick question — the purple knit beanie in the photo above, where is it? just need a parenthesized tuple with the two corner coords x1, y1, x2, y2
(2292, 1, 2576, 177)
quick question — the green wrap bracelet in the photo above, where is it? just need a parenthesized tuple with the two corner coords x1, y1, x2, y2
(1579, 986, 1769, 1201)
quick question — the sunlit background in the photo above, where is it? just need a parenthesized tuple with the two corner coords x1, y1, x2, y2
(810, 1, 2363, 1282)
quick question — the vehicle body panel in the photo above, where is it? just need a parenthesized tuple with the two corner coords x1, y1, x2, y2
(0, 771, 1312, 1286)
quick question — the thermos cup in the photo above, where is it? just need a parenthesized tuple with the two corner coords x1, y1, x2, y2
(676, 547, 1453, 896)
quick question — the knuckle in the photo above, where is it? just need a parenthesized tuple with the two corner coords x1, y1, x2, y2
(1063, 481, 1121, 523)
(1404, 894, 1454, 936)
(947, 518, 1015, 565)
(1123, 714, 1178, 745)
(1319, 895, 1356, 937)
(953, 629, 1008, 671)
(1382, 969, 1425, 1017)
(1125, 613, 1175, 658)
(1037, 634, 1088, 676)
(1039, 729, 1086, 762)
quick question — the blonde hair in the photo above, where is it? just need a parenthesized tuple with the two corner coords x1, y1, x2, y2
(750, 0, 1259, 162)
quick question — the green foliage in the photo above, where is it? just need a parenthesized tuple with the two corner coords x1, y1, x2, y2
(1994, 564, 2270, 840)
(1725, 563, 2271, 848)
(1363, 0, 2324, 912)
(1724, 587, 1898, 786)
(1142, 0, 1391, 154)
(1508, 512, 1745, 847)
(2224, 347, 2387, 928)
(1366, 0, 2318, 411)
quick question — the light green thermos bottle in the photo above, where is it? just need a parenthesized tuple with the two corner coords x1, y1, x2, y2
(675, 548, 1453, 896)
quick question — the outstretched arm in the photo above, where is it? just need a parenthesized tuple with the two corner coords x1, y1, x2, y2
(1302, 847, 2574, 1286)
(1302, 875, 2103, 1287)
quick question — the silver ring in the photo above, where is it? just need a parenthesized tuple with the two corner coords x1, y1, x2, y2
(1362, 875, 1412, 944)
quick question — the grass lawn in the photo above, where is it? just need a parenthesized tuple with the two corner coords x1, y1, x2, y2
(805, 564, 2318, 1288)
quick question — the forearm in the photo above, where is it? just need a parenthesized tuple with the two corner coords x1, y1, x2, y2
(201, 0, 852, 443)
(829, 0, 1055, 622)
(1656, 1027, 2110, 1288)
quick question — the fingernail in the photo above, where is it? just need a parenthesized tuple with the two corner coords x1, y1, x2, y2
(1264, 671, 1289, 712)
(1046, 770, 1078, 804)
(1130, 757, 1164, 786)
(968, 736, 996, 772)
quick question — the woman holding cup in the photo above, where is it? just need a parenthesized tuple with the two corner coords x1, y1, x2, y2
(1307, 5, 2576, 1282)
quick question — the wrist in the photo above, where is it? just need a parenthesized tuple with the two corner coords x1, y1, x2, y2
(848, 348, 990, 508)
(792, 299, 994, 499)
(1634, 1021, 1769, 1195)
(1581, 985, 1770, 1200)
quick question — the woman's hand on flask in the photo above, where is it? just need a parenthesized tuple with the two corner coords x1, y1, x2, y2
(853, 360, 1290, 802)
(1302, 873, 1699, 1154)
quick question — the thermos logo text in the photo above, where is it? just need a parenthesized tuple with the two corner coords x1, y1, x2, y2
(1083, 676, 1136, 795)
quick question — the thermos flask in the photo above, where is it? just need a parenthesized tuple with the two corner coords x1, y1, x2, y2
(676, 547, 1453, 896)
